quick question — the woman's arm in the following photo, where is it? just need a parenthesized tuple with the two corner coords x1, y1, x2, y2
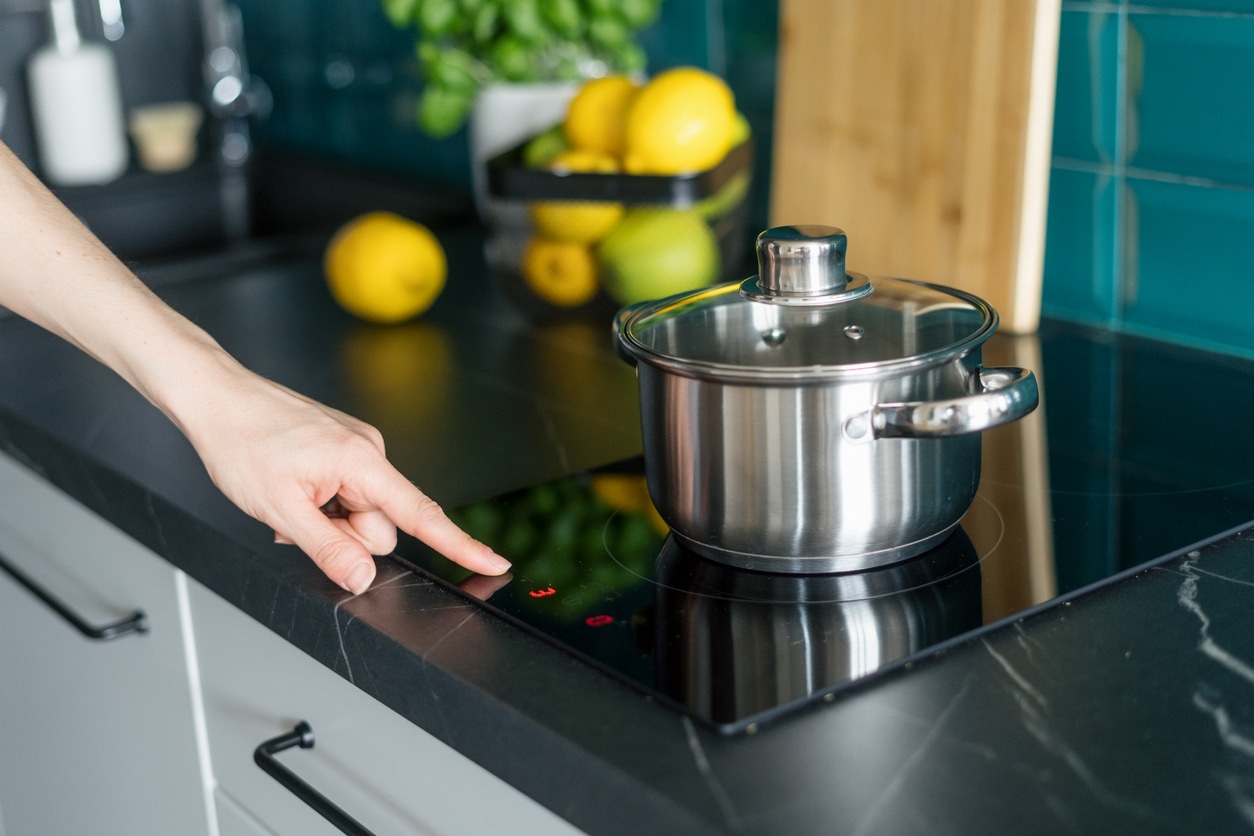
(0, 140, 508, 594)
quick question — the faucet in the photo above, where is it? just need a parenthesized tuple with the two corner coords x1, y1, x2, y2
(199, 0, 270, 241)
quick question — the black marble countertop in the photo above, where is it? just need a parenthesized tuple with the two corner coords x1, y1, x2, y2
(4, 227, 1254, 835)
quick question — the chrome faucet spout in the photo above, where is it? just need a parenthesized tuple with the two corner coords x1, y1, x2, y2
(199, 0, 270, 240)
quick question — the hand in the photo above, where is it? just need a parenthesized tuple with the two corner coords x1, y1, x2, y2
(0, 138, 507, 595)
(180, 367, 509, 595)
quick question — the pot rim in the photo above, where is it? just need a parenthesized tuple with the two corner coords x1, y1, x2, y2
(615, 278, 1000, 384)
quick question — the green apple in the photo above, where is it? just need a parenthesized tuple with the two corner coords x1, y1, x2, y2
(522, 124, 570, 168)
(694, 170, 750, 221)
(730, 110, 752, 148)
(597, 208, 721, 304)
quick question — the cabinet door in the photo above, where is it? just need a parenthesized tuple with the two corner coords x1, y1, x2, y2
(188, 580, 582, 836)
(215, 789, 275, 836)
(0, 454, 212, 836)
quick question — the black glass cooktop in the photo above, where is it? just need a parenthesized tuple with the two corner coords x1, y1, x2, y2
(400, 323, 1254, 735)
(403, 458, 1000, 734)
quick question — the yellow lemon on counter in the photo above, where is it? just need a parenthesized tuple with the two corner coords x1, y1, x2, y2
(529, 150, 625, 243)
(521, 238, 600, 307)
(623, 67, 736, 175)
(324, 212, 446, 324)
(563, 74, 642, 158)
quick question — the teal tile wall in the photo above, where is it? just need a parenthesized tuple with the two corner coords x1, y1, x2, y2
(236, 2, 1249, 358)
(235, 0, 777, 233)
(1044, 1, 1254, 359)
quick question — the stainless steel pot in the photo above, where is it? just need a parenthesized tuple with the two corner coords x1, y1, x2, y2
(613, 225, 1039, 573)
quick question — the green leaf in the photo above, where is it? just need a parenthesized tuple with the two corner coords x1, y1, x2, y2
(381, 0, 421, 28)
(472, 2, 500, 44)
(418, 0, 461, 36)
(587, 15, 629, 48)
(618, 0, 660, 30)
(419, 44, 481, 92)
(487, 35, 536, 80)
(607, 41, 646, 74)
(540, 0, 583, 40)
(417, 84, 475, 137)
(501, 0, 549, 44)
(581, 0, 616, 17)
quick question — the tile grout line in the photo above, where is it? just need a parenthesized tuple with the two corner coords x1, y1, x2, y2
(1064, 1, 1254, 18)
(1113, 3, 1130, 324)
(1054, 156, 1254, 194)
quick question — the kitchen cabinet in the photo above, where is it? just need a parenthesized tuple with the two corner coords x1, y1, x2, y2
(0, 452, 212, 836)
(186, 578, 583, 836)
(214, 788, 275, 836)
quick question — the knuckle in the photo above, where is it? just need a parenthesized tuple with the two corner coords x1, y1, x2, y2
(411, 494, 447, 526)
(310, 537, 357, 575)
(362, 424, 386, 451)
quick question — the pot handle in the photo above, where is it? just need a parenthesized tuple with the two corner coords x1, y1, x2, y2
(856, 366, 1039, 440)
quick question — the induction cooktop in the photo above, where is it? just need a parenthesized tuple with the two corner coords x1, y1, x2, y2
(400, 456, 1032, 734)
(398, 326, 1254, 735)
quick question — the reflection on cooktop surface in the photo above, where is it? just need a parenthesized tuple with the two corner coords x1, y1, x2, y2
(401, 459, 1031, 734)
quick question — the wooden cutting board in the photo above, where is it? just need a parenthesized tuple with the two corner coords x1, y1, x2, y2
(770, 0, 1061, 333)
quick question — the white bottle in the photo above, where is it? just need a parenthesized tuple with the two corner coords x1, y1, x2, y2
(27, 0, 129, 186)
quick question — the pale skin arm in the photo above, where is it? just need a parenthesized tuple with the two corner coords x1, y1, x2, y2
(0, 140, 509, 594)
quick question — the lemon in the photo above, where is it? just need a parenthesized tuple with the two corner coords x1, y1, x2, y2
(324, 212, 446, 323)
(547, 148, 620, 175)
(530, 201, 625, 243)
(529, 150, 625, 243)
(563, 74, 641, 157)
(623, 67, 736, 175)
(521, 238, 600, 307)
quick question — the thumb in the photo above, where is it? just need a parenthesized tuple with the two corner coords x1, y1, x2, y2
(281, 506, 378, 595)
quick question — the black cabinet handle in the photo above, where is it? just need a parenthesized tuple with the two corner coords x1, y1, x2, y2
(254, 721, 375, 836)
(0, 549, 148, 640)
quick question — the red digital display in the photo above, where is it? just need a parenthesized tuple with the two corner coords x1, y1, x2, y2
(585, 614, 614, 627)
(528, 587, 556, 598)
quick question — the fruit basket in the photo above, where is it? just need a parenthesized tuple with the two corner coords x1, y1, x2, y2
(482, 130, 754, 318)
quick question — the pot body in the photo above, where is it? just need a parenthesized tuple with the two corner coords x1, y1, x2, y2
(637, 349, 985, 573)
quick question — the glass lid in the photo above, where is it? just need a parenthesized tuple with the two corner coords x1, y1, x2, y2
(615, 226, 997, 379)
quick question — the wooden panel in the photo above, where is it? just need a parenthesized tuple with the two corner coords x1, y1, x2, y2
(964, 335, 1056, 621)
(770, 0, 1060, 333)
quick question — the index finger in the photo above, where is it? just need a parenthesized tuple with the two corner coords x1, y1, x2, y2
(361, 466, 511, 576)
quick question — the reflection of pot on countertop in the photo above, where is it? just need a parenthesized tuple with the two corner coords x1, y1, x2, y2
(651, 529, 983, 726)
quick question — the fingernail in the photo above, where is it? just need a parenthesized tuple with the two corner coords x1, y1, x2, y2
(343, 562, 375, 596)
(486, 550, 512, 573)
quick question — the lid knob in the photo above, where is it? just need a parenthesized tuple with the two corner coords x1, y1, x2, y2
(756, 225, 848, 296)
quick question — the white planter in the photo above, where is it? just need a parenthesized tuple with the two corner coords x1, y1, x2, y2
(469, 81, 579, 226)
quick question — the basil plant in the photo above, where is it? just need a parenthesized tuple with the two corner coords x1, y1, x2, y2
(383, 0, 664, 137)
